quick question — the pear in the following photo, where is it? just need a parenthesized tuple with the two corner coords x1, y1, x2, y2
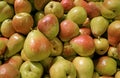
(23, 30, 52, 61)
(107, 20, 120, 46)
(95, 56, 117, 76)
(94, 37, 109, 55)
(90, 16, 109, 38)
(50, 37, 63, 56)
(70, 34, 95, 56)
(44, 1, 64, 18)
(4, 33, 25, 59)
(37, 14, 59, 40)
(12, 12, 34, 35)
(0, 63, 20, 78)
(72, 56, 94, 78)
(14, 0, 32, 14)
(66, 6, 87, 25)
(59, 19, 80, 42)
(0, 1, 14, 22)
(0, 19, 16, 38)
(92, 72, 100, 78)
(49, 56, 76, 78)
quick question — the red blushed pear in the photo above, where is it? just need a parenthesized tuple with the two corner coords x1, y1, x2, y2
(0, 63, 20, 78)
(107, 20, 120, 47)
(14, 0, 32, 14)
(12, 12, 34, 35)
(70, 34, 95, 56)
(59, 19, 80, 42)
(37, 14, 59, 40)
(23, 30, 52, 61)
(61, 0, 74, 12)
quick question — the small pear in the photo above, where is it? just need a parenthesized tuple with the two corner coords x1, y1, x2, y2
(90, 16, 109, 38)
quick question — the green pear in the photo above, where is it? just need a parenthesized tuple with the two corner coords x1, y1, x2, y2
(66, 6, 87, 25)
(4, 33, 25, 59)
(0, 37, 8, 56)
(107, 46, 119, 59)
(44, 1, 64, 18)
(23, 30, 52, 61)
(20, 61, 44, 78)
(0, 63, 20, 78)
(49, 56, 76, 78)
(115, 71, 120, 78)
(14, 0, 32, 14)
(70, 34, 95, 56)
(90, 16, 109, 38)
(37, 14, 59, 40)
(0, 19, 16, 38)
(95, 56, 117, 76)
(95, 2, 116, 19)
(107, 20, 120, 46)
(59, 19, 80, 42)
(94, 37, 109, 55)
(0, 1, 14, 22)
(50, 37, 63, 56)
(72, 56, 94, 78)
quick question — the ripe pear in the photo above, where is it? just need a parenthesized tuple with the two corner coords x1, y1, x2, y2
(90, 16, 109, 38)
(14, 0, 32, 14)
(23, 30, 52, 61)
(94, 37, 109, 55)
(70, 34, 95, 56)
(0, 63, 20, 78)
(12, 12, 34, 35)
(37, 14, 59, 40)
(107, 20, 120, 46)
(0, 1, 14, 22)
(79, 27, 91, 35)
(59, 19, 80, 42)
(49, 56, 76, 78)
(0, 19, 16, 38)
(44, 1, 64, 18)
(50, 37, 63, 56)
(72, 56, 94, 78)
(95, 56, 117, 76)
(66, 6, 87, 25)
(4, 33, 25, 59)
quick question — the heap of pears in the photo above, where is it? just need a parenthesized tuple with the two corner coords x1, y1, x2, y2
(0, 0, 120, 78)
